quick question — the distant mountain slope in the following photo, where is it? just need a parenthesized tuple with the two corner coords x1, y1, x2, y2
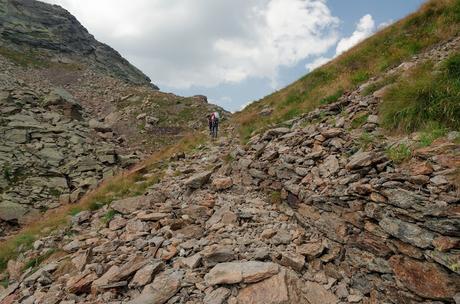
(0, 0, 154, 87)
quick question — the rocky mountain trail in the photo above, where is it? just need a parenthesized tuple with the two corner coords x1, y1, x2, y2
(1, 37, 459, 303)
(0, 0, 229, 234)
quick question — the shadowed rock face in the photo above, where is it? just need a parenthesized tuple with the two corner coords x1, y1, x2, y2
(0, 0, 156, 87)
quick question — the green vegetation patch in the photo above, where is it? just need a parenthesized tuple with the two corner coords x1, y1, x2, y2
(0, 47, 48, 67)
(380, 54, 460, 133)
(418, 122, 447, 147)
(362, 74, 399, 96)
(386, 144, 412, 164)
(269, 191, 282, 205)
(319, 89, 344, 105)
(23, 248, 57, 271)
(351, 113, 369, 129)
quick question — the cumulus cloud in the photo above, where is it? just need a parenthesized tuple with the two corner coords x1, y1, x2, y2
(306, 14, 380, 72)
(336, 14, 375, 55)
(41, 0, 339, 89)
(305, 56, 331, 72)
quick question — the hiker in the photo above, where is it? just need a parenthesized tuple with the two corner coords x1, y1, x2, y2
(209, 111, 220, 138)
(207, 114, 213, 135)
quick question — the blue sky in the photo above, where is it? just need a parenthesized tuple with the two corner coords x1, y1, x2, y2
(43, 0, 426, 112)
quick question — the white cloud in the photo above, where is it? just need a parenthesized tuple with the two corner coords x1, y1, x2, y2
(306, 14, 379, 72)
(40, 0, 339, 89)
(378, 19, 394, 30)
(336, 14, 375, 55)
(305, 56, 331, 72)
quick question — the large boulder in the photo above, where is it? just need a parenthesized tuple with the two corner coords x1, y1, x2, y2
(389, 255, 459, 300)
(111, 196, 152, 214)
(236, 268, 305, 304)
(128, 270, 183, 304)
(204, 261, 279, 286)
(185, 170, 213, 189)
(0, 201, 27, 222)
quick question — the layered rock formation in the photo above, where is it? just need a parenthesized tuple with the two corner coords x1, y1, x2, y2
(2, 38, 459, 303)
(0, 83, 139, 231)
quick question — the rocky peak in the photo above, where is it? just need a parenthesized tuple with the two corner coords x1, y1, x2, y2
(0, 0, 156, 87)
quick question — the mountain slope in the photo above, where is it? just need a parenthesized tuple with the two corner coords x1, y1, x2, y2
(0, 0, 228, 234)
(1, 36, 459, 302)
(0, 0, 459, 303)
(235, 0, 460, 141)
(0, 0, 153, 86)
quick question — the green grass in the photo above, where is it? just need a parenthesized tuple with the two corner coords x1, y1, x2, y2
(269, 191, 282, 205)
(362, 74, 399, 96)
(23, 248, 57, 271)
(2, 165, 12, 182)
(101, 210, 118, 224)
(358, 132, 376, 150)
(319, 89, 344, 105)
(352, 71, 370, 85)
(0, 47, 48, 67)
(0, 278, 9, 288)
(0, 233, 36, 270)
(351, 114, 369, 129)
(386, 144, 412, 164)
(235, 0, 460, 139)
(380, 54, 460, 133)
(418, 122, 447, 147)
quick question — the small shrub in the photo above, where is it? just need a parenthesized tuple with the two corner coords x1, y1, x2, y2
(0, 278, 9, 288)
(319, 89, 344, 105)
(351, 70, 370, 85)
(351, 114, 369, 129)
(101, 210, 118, 224)
(358, 132, 375, 150)
(269, 191, 282, 205)
(386, 144, 412, 164)
(49, 188, 61, 197)
(88, 201, 103, 211)
(2, 166, 12, 182)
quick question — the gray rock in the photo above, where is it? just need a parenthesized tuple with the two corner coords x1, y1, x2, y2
(205, 261, 279, 285)
(128, 270, 183, 304)
(184, 170, 213, 189)
(0, 201, 27, 221)
(204, 287, 231, 304)
(379, 217, 435, 248)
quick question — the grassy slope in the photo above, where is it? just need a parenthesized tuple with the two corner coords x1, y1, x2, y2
(234, 0, 460, 141)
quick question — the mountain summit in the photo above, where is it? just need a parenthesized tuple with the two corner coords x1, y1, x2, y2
(0, 0, 154, 87)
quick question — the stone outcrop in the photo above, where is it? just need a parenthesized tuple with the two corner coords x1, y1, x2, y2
(0, 86, 137, 231)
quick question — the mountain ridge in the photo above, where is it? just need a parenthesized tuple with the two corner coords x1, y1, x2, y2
(0, 0, 155, 87)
